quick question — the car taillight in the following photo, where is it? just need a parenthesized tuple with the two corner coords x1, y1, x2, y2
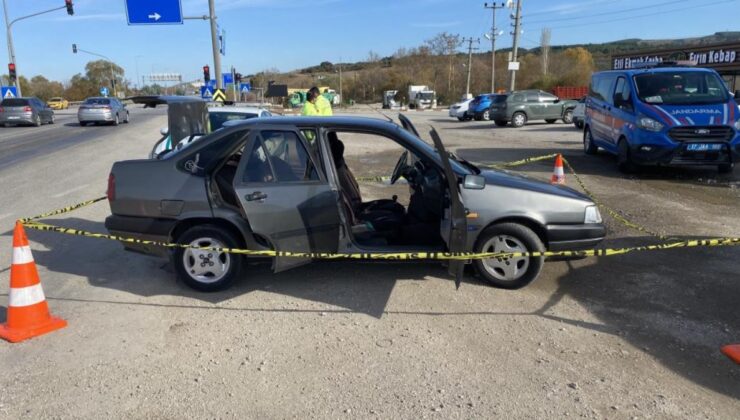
(0, 107, 4, 112)
(107, 173, 115, 201)
(23, 106, 32, 112)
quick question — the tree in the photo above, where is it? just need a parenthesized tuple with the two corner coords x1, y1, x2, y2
(424, 32, 461, 98)
(85, 59, 125, 92)
(29, 75, 64, 100)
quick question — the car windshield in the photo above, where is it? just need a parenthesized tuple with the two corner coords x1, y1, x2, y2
(85, 98, 110, 105)
(633, 71, 729, 105)
(209, 111, 258, 131)
(418, 92, 434, 100)
(1, 98, 28, 106)
(49, 98, 62, 102)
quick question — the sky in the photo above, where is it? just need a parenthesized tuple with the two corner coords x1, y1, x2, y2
(2, 0, 738, 86)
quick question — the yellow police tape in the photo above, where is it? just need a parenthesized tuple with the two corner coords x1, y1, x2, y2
(16, 153, 739, 261)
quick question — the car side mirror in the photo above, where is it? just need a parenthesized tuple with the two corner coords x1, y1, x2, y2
(463, 174, 485, 190)
(554, 97, 560, 103)
(160, 127, 169, 136)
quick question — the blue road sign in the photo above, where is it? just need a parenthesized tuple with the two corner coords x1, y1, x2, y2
(207, 79, 216, 89)
(200, 86, 214, 99)
(100, 87, 109, 97)
(222, 73, 233, 85)
(1, 86, 17, 99)
(240, 83, 251, 93)
(125, 0, 183, 25)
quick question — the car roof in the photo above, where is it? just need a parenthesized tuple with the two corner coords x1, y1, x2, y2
(599, 66, 714, 76)
(208, 106, 267, 114)
(224, 115, 402, 131)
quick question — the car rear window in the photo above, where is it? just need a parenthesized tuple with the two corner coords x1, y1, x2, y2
(1, 98, 29, 106)
(209, 112, 258, 131)
(492, 95, 507, 103)
(85, 98, 110, 105)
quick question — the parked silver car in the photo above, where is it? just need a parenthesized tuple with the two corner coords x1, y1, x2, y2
(106, 98, 605, 292)
(0, 97, 55, 127)
(78, 97, 129, 126)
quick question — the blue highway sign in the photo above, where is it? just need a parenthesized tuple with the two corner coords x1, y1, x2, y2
(1, 86, 17, 99)
(125, 0, 183, 25)
(100, 87, 109, 97)
(222, 73, 233, 85)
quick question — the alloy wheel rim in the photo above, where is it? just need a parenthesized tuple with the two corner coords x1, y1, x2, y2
(183, 237, 230, 284)
(480, 235, 530, 281)
(514, 114, 524, 126)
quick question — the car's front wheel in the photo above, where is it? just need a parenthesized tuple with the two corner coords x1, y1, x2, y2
(457, 116, 465, 121)
(124, 111, 130, 123)
(482, 109, 491, 121)
(473, 223, 545, 289)
(174, 225, 243, 292)
(617, 138, 638, 173)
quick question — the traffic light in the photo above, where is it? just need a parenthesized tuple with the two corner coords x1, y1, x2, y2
(235, 73, 242, 83)
(65, 0, 74, 16)
(72, 43, 77, 54)
(203, 65, 210, 82)
(8, 63, 16, 81)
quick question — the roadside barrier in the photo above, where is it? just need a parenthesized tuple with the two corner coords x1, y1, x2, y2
(0, 223, 66, 343)
(15, 153, 740, 261)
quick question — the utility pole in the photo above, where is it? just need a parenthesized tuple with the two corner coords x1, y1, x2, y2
(338, 58, 343, 108)
(3, 1, 73, 96)
(484, 2, 504, 93)
(509, 0, 523, 91)
(462, 37, 479, 97)
(208, 0, 222, 91)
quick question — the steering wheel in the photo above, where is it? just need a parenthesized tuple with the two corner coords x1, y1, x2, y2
(390, 150, 409, 185)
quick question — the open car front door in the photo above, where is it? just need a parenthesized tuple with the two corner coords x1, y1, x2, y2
(232, 125, 341, 272)
(429, 128, 468, 289)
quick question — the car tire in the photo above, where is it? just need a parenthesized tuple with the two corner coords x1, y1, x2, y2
(113, 114, 120, 126)
(124, 111, 130, 123)
(545, 119, 557, 124)
(575, 120, 584, 129)
(562, 108, 574, 124)
(482, 110, 491, 121)
(718, 163, 734, 174)
(617, 138, 638, 173)
(511, 112, 527, 128)
(474, 223, 545, 289)
(49, 114, 55, 124)
(174, 225, 243, 292)
(494, 120, 508, 127)
(33, 115, 41, 127)
(583, 127, 598, 155)
(457, 116, 465, 122)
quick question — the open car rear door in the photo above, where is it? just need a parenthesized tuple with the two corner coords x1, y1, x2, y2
(232, 126, 341, 273)
(429, 128, 468, 288)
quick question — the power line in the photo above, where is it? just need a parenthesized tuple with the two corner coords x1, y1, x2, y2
(527, 0, 736, 31)
(524, 0, 690, 24)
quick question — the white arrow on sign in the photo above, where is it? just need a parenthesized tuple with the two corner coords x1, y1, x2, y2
(148, 12, 161, 21)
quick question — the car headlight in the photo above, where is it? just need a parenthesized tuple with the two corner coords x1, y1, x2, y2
(734, 119, 740, 130)
(637, 117, 664, 132)
(584, 205, 602, 224)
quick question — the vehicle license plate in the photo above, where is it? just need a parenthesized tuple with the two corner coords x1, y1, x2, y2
(686, 143, 722, 152)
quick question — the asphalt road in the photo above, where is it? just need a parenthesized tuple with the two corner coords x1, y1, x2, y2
(0, 107, 737, 418)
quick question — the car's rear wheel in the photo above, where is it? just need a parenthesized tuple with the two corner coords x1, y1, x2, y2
(457, 116, 465, 121)
(113, 114, 120, 126)
(574, 120, 584, 129)
(49, 114, 55, 124)
(494, 120, 508, 127)
(124, 111, 130, 123)
(545, 119, 557, 124)
(617, 138, 638, 173)
(474, 223, 545, 289)
(583, 127, 597, 155)
(718, 163, 734, 174)
(33, 115, 41, 127)
(511, 112, 527, 128)
(562, 108, 574, 124)
(174, 225, 243, 292)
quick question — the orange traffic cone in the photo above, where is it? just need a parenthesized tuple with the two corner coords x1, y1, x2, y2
(721, 344, 740, 364)
(0, 222, 66, 343)
(550, 154, 566, 185)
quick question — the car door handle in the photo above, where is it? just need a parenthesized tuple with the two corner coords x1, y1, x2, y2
(245, 191, 268, 202)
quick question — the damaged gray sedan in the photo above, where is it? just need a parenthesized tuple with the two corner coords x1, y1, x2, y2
(106, 98, 605, 291)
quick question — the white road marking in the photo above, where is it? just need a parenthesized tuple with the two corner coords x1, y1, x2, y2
(52, 183, 89, 198)
(0, 213, 12, 220)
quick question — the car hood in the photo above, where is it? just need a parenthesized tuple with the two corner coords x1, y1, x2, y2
(642, 102, 736, 126)
(478, 168, 591, 201)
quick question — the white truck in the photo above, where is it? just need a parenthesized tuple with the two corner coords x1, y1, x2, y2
(408, 85, 437, 109)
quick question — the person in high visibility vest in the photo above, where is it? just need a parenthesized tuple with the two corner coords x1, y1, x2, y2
(302, 86, 333, 116)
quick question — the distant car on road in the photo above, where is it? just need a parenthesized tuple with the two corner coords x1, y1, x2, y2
(469, 94, 505, 121)
(0, 97, 55, 127)
(106, 99, 605, 292)
(449, 98, 473, 121)
(489, 90, 578, 128)
(78, 97, 129, 126)
(572, 97, 586, 129)
(47, 97, 69, 110)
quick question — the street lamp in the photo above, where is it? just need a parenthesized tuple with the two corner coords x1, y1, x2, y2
(72, 44, 118, 97)
(2, 1, 75, 96)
